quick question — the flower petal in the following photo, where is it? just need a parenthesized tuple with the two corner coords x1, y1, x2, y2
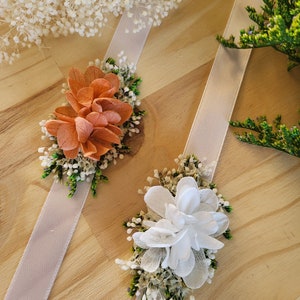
(90, 78, 112, 98)
(55, 106, 77, 122)
(86, 143, 110, 160)
(140, 248, 165, 273)
(106, 124, 122, 136)
(175, 177, 200, 214)
(155, 219, 180, 234)
(98, 88, 117, 98)
(104, 72, 120, 93)
(63, 148, 79, 159)
(75, 117, 93, 143)
(191, 211, 218, 235)
(91, 100, 103, 113)
(176, 177, 198, 194)
(57, 123, 78, 151)
(95, 98, 132, 124)
(68, 67, 86, 95)
(168, 234, 192, 272)
(144, 186, 175, 217)
(211, 212, 229, 237)
(176, 187, 200, 215)
(103, 110, 121, 124)
(182, 249, 209, 289)
(86, 112, 108, 127)
(91, 127, 120, 145)
(84, 66, 105, 85)
(78, 106, 91, 118)
(194, 232, 224, 250)
(77, 87, 94, 107)
(142, 220, 157, 229)
(68, 78, 85, 95)
(173, 245, 195, 277)
(139, 228, 175, 248)
(87, 128, 120, 159)
(198, 189, 219, 212)
(45, 120, 66, 136)
(161, 247, 170, 269)
(65, 91, 82, 113)
(81, 140, 97, 157)
(138, 222, 186, 248)
(165, 204, 185, 230)
(69, 67, 86, 83)
(132, 232, 149, 249)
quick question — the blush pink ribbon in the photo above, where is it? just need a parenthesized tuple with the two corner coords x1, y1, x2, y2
(184, 0, 260, 180)
(5, 0, 259, 299)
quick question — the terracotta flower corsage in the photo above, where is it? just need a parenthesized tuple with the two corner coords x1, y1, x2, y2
(117, 154, 232, 299)
(39, 57, 144, 196)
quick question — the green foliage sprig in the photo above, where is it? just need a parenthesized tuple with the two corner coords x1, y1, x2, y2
(230, 115, 300, 157)
(217, 0, 300, 70)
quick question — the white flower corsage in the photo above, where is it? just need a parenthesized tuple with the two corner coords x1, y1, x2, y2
(117, 154, 232, 299)
(39, 55, 144, 197)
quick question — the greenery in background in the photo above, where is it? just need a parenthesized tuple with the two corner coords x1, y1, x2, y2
(217, 0, 300, 70)
(217, 0, 300, 157)
(230, 115, 300, 157)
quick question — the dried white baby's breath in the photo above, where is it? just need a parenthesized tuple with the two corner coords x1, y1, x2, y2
(0, 0, 182, 64)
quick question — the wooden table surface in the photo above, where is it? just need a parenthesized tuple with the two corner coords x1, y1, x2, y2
(1, 1, 300, 299)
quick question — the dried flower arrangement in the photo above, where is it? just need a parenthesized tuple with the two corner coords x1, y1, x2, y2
(117, 154, 232, 300)
(39, 54, 144, 197)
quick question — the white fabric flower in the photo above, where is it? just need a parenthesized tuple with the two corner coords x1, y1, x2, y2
(133, 176, 229, 289)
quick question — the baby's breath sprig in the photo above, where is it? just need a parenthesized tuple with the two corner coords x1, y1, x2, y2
(217, 0, 300, 70)
(0, 0, 182, 64)
(230, 115, 300, 157)
(39, 55, 144, 197)
(117, 154, 233, 299)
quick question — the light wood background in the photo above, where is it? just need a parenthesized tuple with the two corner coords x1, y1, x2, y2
(1, 1, 300, 299)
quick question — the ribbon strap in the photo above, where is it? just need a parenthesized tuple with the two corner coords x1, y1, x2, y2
(104, 12, 152, 65)
(5, 181, 90, 300)
(5, 11, 151, 300)
(184, 0, 259, 180)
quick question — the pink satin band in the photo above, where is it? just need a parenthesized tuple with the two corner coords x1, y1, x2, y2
(104, 14, 152, 66)
(184, 0, 260, 180)
(6, 1, 257, 298)
(5, 181, 91, 300)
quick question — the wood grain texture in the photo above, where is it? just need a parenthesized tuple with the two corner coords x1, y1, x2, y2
(1, 1, 300, 299)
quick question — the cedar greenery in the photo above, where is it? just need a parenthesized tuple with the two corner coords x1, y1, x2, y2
(217, 1, 300, 156)
(217, 0, 300, 70)
(230, 115, 300, 157)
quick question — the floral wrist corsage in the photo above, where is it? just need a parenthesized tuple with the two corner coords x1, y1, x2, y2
(38, 55, 144, 197)
(117, 154, 232, 300)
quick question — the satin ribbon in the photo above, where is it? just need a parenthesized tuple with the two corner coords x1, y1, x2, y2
(5, 11, 151, 300)
(5, 181, 91, 300)
(184, 0, 260, 180)
(104, 12, 152, 66)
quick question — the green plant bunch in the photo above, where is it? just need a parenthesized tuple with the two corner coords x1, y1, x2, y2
(230, 115, 300, 157)
(217, 0, 300, 70)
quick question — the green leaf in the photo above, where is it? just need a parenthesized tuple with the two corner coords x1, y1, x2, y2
(217, 0, 300, 70)
(230, 115, 300, 157)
